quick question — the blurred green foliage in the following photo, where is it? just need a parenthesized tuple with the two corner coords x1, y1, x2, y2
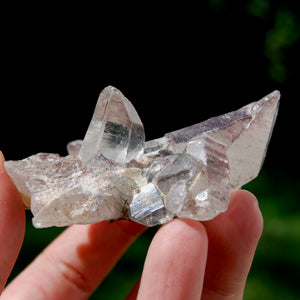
(210, 0, 300, 84)
(244, 172, 300, 300)
(265, 9, 300, 83)
(247, 0, 270, 17)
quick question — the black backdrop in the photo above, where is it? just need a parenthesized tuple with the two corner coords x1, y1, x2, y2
(1, 2, 299, 176)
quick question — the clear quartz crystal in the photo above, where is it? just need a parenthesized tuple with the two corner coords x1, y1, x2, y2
(78, 86, 145, 166)
(4, 88, 280, 228)
(129, 183, 174, 226)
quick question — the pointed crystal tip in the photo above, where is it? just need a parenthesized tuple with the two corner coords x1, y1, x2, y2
(79, 86, 145, 166)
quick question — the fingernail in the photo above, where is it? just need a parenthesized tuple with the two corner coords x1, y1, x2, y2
(0, 151, 5, 173)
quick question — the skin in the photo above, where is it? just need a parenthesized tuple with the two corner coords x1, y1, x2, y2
(0, 150, 263, 299)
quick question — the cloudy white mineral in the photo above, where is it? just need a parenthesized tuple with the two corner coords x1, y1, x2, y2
(4, 86, 280, 228)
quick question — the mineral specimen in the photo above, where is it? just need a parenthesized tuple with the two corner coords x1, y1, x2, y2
(4, 86, 280, 228)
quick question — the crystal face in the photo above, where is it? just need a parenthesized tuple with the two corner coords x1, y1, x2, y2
(4, 87, 280, 228)
(79, 86, 145, 166)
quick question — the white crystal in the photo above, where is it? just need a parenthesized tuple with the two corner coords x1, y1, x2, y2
(4, 87, 279, 228)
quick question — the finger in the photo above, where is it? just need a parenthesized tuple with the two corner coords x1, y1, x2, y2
(2, 220, 146, 299)
(137, 219, 208, 300)
(0, 151, 26, 292)
(202, 189, 263, 299)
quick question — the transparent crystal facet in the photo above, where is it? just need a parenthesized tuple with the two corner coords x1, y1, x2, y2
(129, 183, 174, 226)
(78, 86, 145, 166)
(4, 88, 280, 228)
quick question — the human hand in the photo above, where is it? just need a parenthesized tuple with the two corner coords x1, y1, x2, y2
(0, 151, 263, 299)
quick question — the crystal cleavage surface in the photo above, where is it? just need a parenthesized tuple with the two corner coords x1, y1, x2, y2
(4, 86, 280, 228)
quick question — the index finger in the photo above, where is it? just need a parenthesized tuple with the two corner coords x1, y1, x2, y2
(2, 220, 145, 299)
(201, 189, 263, 299)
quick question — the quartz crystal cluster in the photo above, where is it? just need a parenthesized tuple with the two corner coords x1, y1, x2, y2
(4, 86, 280, 228)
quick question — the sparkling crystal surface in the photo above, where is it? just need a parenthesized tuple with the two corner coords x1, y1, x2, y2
(4, 87, 280, 228)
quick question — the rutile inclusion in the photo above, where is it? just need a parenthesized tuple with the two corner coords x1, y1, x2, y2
(4, 86, 280, 228)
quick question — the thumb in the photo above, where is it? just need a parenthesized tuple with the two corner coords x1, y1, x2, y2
(0, 151, 26, 293)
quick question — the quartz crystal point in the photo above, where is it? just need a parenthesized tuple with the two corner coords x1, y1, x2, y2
(78, 86, 145, 166)
(4, 87, 280, 228)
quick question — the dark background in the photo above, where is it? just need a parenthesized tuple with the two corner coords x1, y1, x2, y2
(1, 1, 300, 299)
(1, 1, 299, 176)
